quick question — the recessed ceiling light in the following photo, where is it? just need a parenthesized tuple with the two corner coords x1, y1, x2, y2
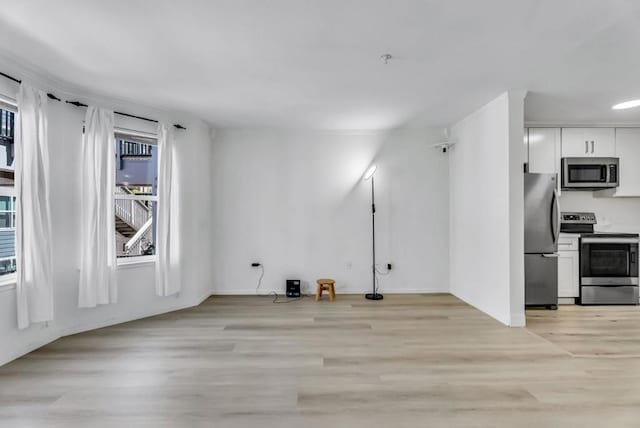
(612, 99, 640, 110)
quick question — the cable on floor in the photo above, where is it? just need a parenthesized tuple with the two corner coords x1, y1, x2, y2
(254, 264, 308, 304)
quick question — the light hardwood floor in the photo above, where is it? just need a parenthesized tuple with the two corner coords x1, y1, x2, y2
(2, 294, 640, 427)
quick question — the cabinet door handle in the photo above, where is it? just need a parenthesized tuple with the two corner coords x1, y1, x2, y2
(591, 140, 595, 154)
(585, 141, 589, 154)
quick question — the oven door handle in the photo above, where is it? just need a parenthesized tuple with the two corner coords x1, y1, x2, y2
(581, 237, 640, 244)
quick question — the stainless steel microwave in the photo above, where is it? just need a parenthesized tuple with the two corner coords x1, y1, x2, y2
(561, 157, 619, 190)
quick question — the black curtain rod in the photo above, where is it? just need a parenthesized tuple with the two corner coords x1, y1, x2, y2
(66, 101, 186, 130)
(1, 71, 186, 130)
(0, 72, 19, 84)
(1, 71, 61, 102)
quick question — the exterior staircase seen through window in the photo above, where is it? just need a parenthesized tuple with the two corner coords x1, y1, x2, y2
(115, 186, 153, 257)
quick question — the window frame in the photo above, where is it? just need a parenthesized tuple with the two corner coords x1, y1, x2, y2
(0, 98, 17, 287)
(0, 191, 16, 230)
(114, 128, 159, 266)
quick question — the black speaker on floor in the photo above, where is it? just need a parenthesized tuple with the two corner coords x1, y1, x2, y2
(286, 280, 301, 298)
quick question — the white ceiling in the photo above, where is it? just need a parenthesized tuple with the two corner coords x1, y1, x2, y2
(0, 0, 639, 129)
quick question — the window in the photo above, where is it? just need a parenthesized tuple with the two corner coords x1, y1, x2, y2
(0, 106, 16, 276)
(114, 131, 158, 260)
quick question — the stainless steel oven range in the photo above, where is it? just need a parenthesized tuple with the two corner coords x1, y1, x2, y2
(560, 211, 639, 305)
(580, 233, 639, 305)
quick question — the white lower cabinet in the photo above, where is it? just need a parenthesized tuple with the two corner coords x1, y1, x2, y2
(557, 250, 579, 299)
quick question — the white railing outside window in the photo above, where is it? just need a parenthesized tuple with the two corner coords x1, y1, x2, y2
(114, 186, 151, 230)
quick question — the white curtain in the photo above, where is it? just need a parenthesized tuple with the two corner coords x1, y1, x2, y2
(155, 123, 181, 296)
(15, 84, 54, 329)
(78, 107, 117, 307)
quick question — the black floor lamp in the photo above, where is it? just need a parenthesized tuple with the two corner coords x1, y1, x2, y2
(363, 165, 383, 300)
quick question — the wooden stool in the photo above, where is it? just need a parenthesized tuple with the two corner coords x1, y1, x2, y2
(316, 279, 336, 302)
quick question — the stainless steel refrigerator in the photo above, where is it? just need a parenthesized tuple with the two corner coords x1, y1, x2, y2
(524, 173, 559, 309)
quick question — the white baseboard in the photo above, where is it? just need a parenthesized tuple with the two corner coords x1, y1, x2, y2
(212, 287, 448, 296)
(0, 331, 59, 367)
(60, 292, 212, 337)
(1, 292, 212, 367)
(510, 313, 526, 327)
(450, 291, 520, 327)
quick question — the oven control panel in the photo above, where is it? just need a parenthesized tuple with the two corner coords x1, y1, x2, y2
(561, 212, 597, 224)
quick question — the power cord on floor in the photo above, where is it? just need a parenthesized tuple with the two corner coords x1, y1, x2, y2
(269, 291, 311, 304)
(254, 263, 309, 304)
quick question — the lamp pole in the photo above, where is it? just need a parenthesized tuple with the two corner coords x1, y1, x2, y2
(365, 173, 383, 300)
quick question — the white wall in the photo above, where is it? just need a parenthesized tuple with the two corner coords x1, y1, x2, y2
(449, 92, 526, 327)
(209, 128, 449, 296)
(0, 66, 214, 366)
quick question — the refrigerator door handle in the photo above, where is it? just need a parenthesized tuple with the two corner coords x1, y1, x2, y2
(550, 188, 559, 245)
(542, 253, 560, 258)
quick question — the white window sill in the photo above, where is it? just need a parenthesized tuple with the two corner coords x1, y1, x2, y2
(0, 274, 17, 292)
(117, 255, 157, 269)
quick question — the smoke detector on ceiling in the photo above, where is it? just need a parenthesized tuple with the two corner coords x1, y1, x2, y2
(432, 128, 456, 153)
(380, 54, 393, 64)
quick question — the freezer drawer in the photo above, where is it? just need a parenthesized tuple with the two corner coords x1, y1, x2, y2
(580, 286, 639, 305)
(525, 254, 558, 306)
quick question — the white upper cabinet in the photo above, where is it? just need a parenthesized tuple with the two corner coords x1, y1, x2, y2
(527, 128, 561, 193)
(528, 128, 561, 174)
(561, 128, 616, 157)
(597, 128, 640, 197)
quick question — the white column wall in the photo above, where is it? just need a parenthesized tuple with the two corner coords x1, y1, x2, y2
(449, 91, 525, 327)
